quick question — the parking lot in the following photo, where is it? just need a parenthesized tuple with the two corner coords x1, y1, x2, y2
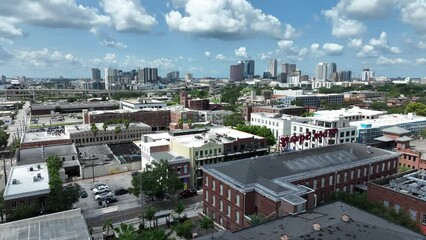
(30, 114, 83, 128)
(74, 172, 138, 213)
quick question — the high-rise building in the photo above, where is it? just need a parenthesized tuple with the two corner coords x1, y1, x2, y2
(230, 62, 244, 81)
(244, 60, 255, 79)
(315, 62, 328, 81)
(338, 71, 352, 82)
(281, 63, 289, 75)
(327, 63, 337, 80)
(166, 71, 180, 81)
(288, 64, 296, 76)
(361, 68, 375, 82)
(268, 59, 278, 78)
(105, 67, 118, 90)
(138, 68, 158, 84)
(91, 68, 101, 81)
(185, 73, 193, 82)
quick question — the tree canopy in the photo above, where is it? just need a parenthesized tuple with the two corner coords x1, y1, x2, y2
(223, 113, 245, 127)
(235, 125, 276, 146)
(129, 159, 183, 200)
(405, 102, 426, 116)
(221, 84, 246, 104)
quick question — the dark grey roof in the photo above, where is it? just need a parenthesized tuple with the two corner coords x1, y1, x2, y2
(17, 144, 77, 166)
(151, 151, 176, 161)
(17, 148, 42, 166)
(203, 143, 397, 187)
(31, 101, 118, 110)
(107, 142, 141, 163)
(382, 126, 410, 135)
(201, 202, 425, 240)
(0, 209, 91, 240)
(44, 144, 77, 156)
(374, 136, 394, 142)
(77, 144, 114, 165)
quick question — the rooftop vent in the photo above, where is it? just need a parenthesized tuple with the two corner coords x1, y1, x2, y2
(33, 176, 38, 182)
(313, 223, 321, 231)
(12, 179, 18, 184)
(29, 167, 33, 171)
(349, 148, 353, 154)
(37, 173, 42, 179)
(367, 146, 372, 154)
(280, 234, 289, 240)
(37, 164, 41, 169)
(341, 214, 351, 222)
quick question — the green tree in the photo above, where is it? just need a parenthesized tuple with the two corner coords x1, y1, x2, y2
(90, 123, 98, 136)
(398, 165, 411, 173)
(174, 219, 193, 239)
(0, 129, 9, 148)
(199, 215, 214, 238)
(115, 125, 122, 135)
(405, 102, 426, 116)
(129, 160, 183, 201)
(144, 206, 157, 229)
(249, 214, 265, 225)
(140, 228, 171, 240)
(369, 101, 388, 111)
(103, 219, 114, 238)
(235, 125, 276, 146)
(103, 122, 108, 131)
(8, 205, 38, 221)
(221, 84, 246, 104)
(175, 201, 185, 221)
(124, 119, 130, 130)
(114, 223, 137, 240)
(54, 106, 62, 113)
(223, 113, 244, 127)
(178, 118, 184, 128)
(291, 99, 304, 106)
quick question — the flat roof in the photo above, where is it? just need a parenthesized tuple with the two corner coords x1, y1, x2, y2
(21, 131, 69, 143)
(108, 142, 141, 163)
(202, 143, 398, 199)
(4, 163, 50, 200)
(121, 99, 165, 104)
(350, 114, 426, 129)
(77, 144, 115, 166)
(65, 122, 150, 134)
(251, 112, 303, 120)
(18, 144, 77, 166)
(382, 126, 411, 135)
(253, 105, 305, 110)
(31, 101, 118, 110)
(0, 209, 91, 240)
(87, 108, 169, 115)
(173, 127, 264, 148)
(315, 107, 386, 118)
(205, 201, 424, 240)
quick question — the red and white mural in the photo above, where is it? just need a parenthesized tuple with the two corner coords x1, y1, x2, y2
(279, 128, 339, 152)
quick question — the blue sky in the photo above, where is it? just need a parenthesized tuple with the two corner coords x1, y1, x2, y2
(0, 0, 426, 79)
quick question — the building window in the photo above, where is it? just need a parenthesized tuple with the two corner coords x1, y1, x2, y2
(184, 166, 188, 174)
(212, 180, 216, 190)
(344, 172, 348, 182)
(313, 179, 317, 189)
(383, 200, 389, 208)
(376, 164, 380, 173)
(205, 176, 208, 187)
(422, 214, 426, 225)
(212, 196, 216, 207)
(236, 194, 240, 207)
(235, 210, 240, 224)
(219, 200, 223, 212)
(329, 175, 333, 186)
(350, 171, 354, 180)
(340, 132, 344, 138)
(177, 167, 181, 174)
(387, 161, 391, 170)
(337, 173, 340, 184)
(220, 184, 223, 195)
(395, 204, 400, 213)
(351, 130, 355, 135)
(227, 205, 231, 217)
(357, 169, 361, 178)
(410, 209, 417, 221)
(382, 163, 385, 172)
(205, 190, 209, 202)
(228, 189, 231, 200)
(321, 177, 325, 188)
(195, 151, 198, 157)
(343, 185, 347, 192)
(364, 167, 367, 177)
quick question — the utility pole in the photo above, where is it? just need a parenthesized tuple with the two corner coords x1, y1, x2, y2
(3, 155, 7, 186)
(91, 159, 95, 182)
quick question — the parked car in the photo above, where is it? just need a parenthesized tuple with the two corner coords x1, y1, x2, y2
(90, 183, 106, 191)
(98, 196, 117, 205)
(93, 185, 109, 194)
(95, 192, 113, 200)
(179, 189, 197, 199)
(114, 188, 129, 196)
(80, 189, 88, 198)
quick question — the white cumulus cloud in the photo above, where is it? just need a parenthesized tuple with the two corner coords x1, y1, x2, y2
(204, 51, 211, 57)
(322, 43, 344, 55)
(234, 47, 248, 58)
(401, 0, 426, 35)
(357, 32, 401, 57)
(347, 38, 363, 48)
(336, 0, 398, 19)
(15, 48, 81, 68)
(100, 0, 157, 32)
(322, 8, 366, 38)
(376, 56, 410, 65)
(215, 54, 227, 61)
(165, 0, 296, 39)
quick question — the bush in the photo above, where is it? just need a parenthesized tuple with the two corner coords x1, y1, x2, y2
(174, 219, 193, 239)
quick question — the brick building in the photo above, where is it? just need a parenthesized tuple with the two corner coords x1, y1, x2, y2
(169, 109, 199, 124)
(367, 170, 426, 232)
(188, 99, 210, 110)
(201, 143, 398, 231)
(83, 109, 170, 131)
(243, 105, 306, 121)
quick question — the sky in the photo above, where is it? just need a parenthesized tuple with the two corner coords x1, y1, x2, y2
(0, 0, 426, 79)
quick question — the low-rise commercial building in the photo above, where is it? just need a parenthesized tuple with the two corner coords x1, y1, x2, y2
(3, 163, 50, 216)
(243, 105, 306, 121)
(198, 110, 233, 126)
(250, 113, 305, 140)
(31, 101, 119, 115)
(314, 107, 386, 121)
(202, 143, 398, 231)
(350, 113, 426, 144)
(65, 122, 151, 146)
(83, 109, 170, 131)
(120, 98, 167, 110)
(368, 170, 426, 230)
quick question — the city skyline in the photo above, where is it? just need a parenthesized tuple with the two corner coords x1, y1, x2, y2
(0, 0, 426, 78)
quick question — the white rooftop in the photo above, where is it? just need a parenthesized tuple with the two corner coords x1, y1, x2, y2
(143, 132, 172, 141)
(4, 163, 50, 201)
(173, 127, 263, 148)
(22, 131, 69, 143)
(88, 108, 168, 115)
(251, 112, 302, 120)
(65, 122, 150, 134)
(121, 99, 165, 104)
(350, 113, 426, 128)
(314, 107, 386, 118)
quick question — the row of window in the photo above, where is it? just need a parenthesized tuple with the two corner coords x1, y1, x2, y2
(383, 200, 421, 222)
(205, 177, 240, 207)
(205, 202, 240, 225)
(72, 133, 142, 144)
(195, 148, 222, 157)
(306, 160, 396, 189)
(251, 118, 280, 127)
